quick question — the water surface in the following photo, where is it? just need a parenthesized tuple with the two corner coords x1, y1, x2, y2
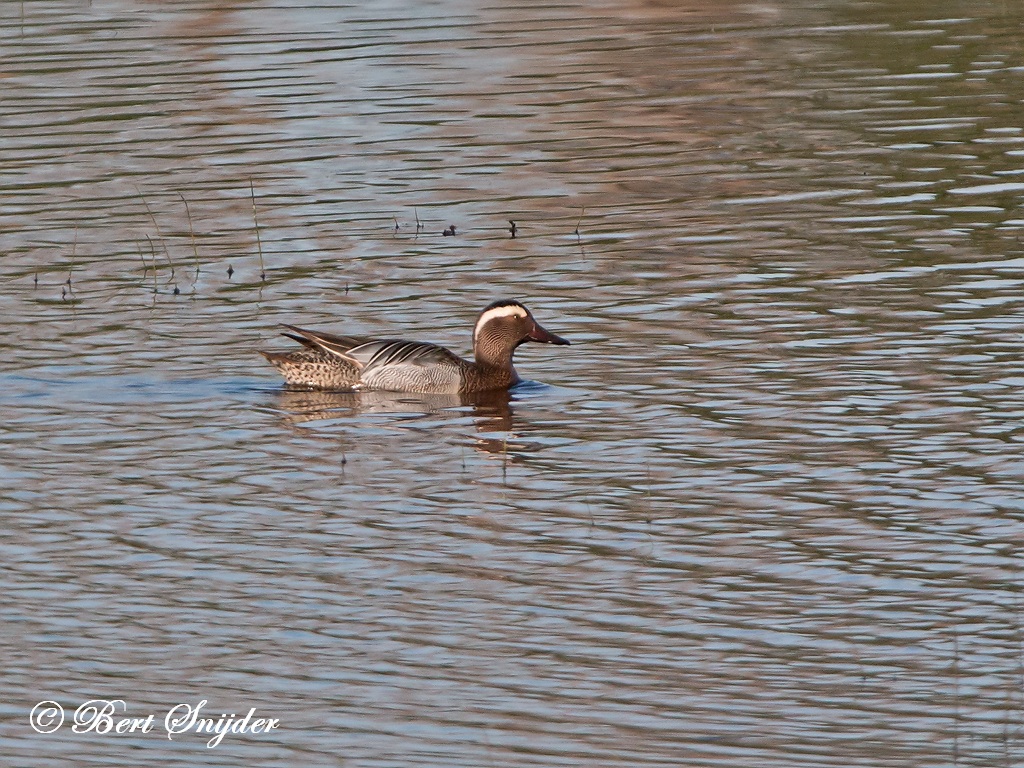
(3, 1, 1024, 766)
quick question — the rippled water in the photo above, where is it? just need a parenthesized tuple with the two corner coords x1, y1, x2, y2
(5, 1, 1024, 766)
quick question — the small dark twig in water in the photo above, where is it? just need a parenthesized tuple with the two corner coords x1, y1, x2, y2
(146, 235, 159, 294)
(155, 231, 178, 293)
(345, 282, 349, 295)
(137, 187, 161, 237)
(64, 225, 77, 300)
(136, 186, 174, 279)
(162, 249, 177, 293)
(33, 272, 38, 288)
(508, 220, 517, 239)
(137, 241, 149, 277)
(414, 208, 423, 233)
(250, 179, 266, 282)
(393, 217, 400, 234)
(227, 264, 234, 279)
(442, 224, 457, 236)
(575, 207, 586, 259)
(178, 192, 201, 280)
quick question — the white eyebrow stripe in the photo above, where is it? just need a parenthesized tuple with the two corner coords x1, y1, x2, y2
(474, 305, 528, 342)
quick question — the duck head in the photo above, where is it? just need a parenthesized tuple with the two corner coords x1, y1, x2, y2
(472, 299, 569, 367)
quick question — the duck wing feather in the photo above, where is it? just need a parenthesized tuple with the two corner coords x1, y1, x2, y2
(346, 340, 468, 392)
(281, 324, 371, 366)
(348, 340, 465, 371)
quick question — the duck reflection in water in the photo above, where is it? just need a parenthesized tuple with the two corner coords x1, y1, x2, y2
(271, 387, 530, 459)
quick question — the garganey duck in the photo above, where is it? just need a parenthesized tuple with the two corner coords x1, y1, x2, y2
(261, 299, 569, 393)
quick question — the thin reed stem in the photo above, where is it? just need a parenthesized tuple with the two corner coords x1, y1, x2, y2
(250, 179, 266, 281)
